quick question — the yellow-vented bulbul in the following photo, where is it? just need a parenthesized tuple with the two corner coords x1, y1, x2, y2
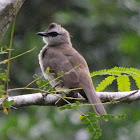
(37, 23, 107, 115)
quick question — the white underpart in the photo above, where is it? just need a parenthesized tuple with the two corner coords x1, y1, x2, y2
(38, 45, 57, 87)
(38, 44, 69, 93)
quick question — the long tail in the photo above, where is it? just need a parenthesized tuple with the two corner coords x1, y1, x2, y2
(81, 84, 107, 115)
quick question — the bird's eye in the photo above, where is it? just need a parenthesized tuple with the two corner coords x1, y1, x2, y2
(48, 32, 59, 37)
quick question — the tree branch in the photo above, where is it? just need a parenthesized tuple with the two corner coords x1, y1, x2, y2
(0, 0, 25, 41)
(0, 90, 139, 110)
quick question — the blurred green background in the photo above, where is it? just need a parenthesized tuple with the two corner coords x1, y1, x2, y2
(1, 0, 140, 140)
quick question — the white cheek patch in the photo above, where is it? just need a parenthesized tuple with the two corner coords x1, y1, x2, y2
(43, 37, 48, 44)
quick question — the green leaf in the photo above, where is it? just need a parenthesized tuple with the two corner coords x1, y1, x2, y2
(57, 71, 65, 77)
(81, 116, 89, 124)
(36, 79, 52, 89)
(59, 101, 81, 111)
(46, 67, 50, 73)
(45, 67, 55, 75)
(3, 100, 14, 109)
(80, 112, 101, 139)
(91, 67, 140, 77)
(0, 85, 5, 90)
(0, 85, 5, 95)
(75, 101, 80, 106)
(59, 104, 73, 110)
(100, 114, 126, 120)
(80, 112, 126, 140)
(0, 73, 7, 81)
(117, 75, 130, 92)
(96, 76, 116, 92)
(91, 67, 122, 77)
(91, 67, 140, 92)
(0, 93, 5, 98)
(132, 76, 140, 89)
(36, 80, 49, 87)
(117, 114, 126, 119)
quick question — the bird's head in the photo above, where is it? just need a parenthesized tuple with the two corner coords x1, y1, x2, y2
(37, 23, 71, 46)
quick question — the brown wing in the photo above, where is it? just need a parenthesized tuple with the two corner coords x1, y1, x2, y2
(48, 52, 80, 88)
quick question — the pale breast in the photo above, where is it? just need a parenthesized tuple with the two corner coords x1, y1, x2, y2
(38, 45, 58, 87)
(38, 45, 70, 93)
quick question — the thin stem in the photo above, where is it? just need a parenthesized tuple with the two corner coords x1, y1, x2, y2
(8, 86, 82, 94)
(3, 47, 36, 64)
(5, 20, 16, 95)
(54, 94, 85, 115)
(5, 0, 19, 95)
(8, 87, 48, 93)
(39, 64, 80, 89)
(25, 75, 43, 88)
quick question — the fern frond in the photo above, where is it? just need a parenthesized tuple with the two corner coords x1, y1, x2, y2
(132, 76, 140, 89)
(91, 68, 121, 77)
(96, 76, 116, 92)
(117, 75, 130, 92)
(126, 67, 140, 76)
(91, 67, 140, 91)
(91, 67, 140, 77)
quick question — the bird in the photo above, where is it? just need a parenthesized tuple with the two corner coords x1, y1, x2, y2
(37, 23, 107, 115)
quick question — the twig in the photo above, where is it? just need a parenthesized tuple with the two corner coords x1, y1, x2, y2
(115, 90, 138, 102)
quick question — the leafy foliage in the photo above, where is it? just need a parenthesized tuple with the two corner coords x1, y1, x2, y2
(0, 70, 7, 82)
(91, 67, 140, 77)
(117, 75, 130, 92)
(0, 70, 7, 95)
(36, 78, 56, 92)
(31, 66, 140, 140)
(36, 79, 49, 89)
(96, 76, 116, 92)
(59, 102, 102, 139)
(59, 101, 126, 139)
(92, 67, 140, 92)
(0, 12, 135, 140)
(1, 0, 140, 139)
(59, 101, 80, 110)
(80, 112, 101, 139)
(100, 114, 126, 120)
(80, 113, 126, 140)
(3, 100, 14, 109)
(132, 75, 140, 89)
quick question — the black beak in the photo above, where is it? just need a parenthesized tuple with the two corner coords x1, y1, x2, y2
(36, 32, 49, 37)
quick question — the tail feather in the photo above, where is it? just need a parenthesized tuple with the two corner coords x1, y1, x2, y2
(82, 85, 107, 115)
(87, 90, 107, 115)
